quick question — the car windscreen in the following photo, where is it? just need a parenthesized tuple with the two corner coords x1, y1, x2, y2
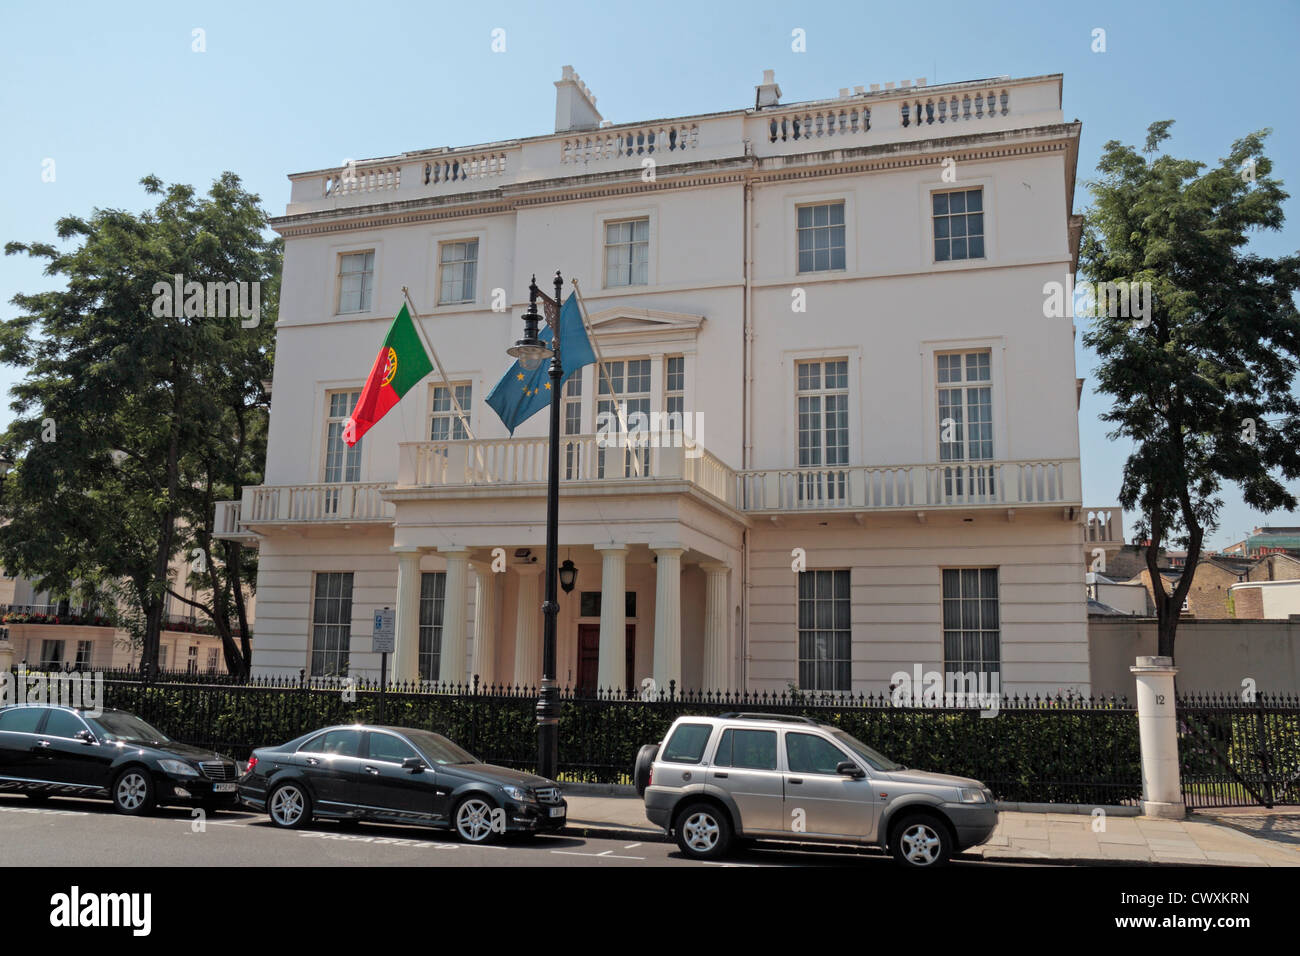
(827, 728, 901, 771)
(85, 712, 170, 745)
(398, 729, 477, 765)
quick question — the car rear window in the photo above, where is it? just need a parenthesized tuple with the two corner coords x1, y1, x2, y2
(713, 728, 777, 770)
(662, 723, 713, 764)
(300, 729, 361, 757)
(0, 708, 45, 733)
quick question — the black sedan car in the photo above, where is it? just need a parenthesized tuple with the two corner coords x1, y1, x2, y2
(238, 724, 567, 842)
(0, 704, 241, 814)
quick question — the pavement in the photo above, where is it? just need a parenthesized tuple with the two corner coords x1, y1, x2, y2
(561, 793, 1300, 866)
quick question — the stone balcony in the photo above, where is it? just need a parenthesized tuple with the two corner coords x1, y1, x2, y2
(214, 434, 1082, 541)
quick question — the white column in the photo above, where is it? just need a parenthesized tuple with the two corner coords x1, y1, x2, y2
(701, 562, 730, 692)
(595, 543, 628, 693)
(438, 547, 470, 686)
(513, 564, 543, 687)
(471, 562, 498, 688)
(652, 544, 685, 695)
(391, 547, 422, 683)
(1130, 656, 1184, 819)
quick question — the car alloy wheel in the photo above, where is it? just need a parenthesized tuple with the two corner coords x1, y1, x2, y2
(674, 801, 731, 859)
(269, 784, 309, 828)
(683, 811, 720, 852)
(113, 770, 152, 814)
(898, 822, 943, 866)
(455, 797, 498, 843)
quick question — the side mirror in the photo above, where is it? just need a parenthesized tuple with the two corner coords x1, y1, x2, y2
(402, 756, 426, 773)
(836, 760, 865, 779)
(76, 730, 96, 745)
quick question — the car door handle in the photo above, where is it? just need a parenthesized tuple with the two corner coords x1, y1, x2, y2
(789, 778, 803, 785)
(714, 772, 728, 778)
(305, 757, 319, 766)
(35, 739, 51, 748)
(364, 766, 380, 775)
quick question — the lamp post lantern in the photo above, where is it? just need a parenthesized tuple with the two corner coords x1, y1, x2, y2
(508, 272, 565, 779)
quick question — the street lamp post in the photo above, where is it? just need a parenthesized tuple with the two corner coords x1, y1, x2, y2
(508, 271, 565, 779)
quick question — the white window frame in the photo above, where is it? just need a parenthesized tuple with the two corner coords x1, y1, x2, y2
(310, 571, 354, 678)
(603, 217, 651, 288)
(323, 388, 363, 483)
(919, 338, 1006, 465)
(795, 201, 848, 275)
(797, 569, 851, 692)
(336, 249, 376, 314)
(786, 191, 855, 278)
(436, 238, 479, 306)
(428, 380, 473, 441)
(920, 177, 995, 269)
(592, 207, 656, 290)
(941, 568, 1000, 678)
(419, 571, 446, 681)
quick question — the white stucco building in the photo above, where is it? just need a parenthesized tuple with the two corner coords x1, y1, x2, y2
(215, 67, 1091, 696)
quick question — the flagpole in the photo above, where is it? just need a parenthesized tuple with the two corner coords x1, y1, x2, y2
(401, 287, 477, 441)
(570, 278, 643, 477)
(402, 287, 492, 481)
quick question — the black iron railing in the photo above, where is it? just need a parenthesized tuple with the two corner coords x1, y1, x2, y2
(1177, 693, 1300, 808)
(5, 668, 1142, 804)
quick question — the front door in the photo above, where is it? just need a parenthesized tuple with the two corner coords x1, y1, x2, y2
(356, 731, 437, 822)
(576, 624, 599, 695)
(782, 731, 876, 840)
(575, 624, 637, 697)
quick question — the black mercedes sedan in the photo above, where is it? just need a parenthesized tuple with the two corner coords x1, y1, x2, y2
(0, 704, 241, 814)
(238, 724, 567, 842)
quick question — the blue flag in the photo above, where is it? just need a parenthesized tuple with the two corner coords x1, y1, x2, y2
(486, 292, 596, 435)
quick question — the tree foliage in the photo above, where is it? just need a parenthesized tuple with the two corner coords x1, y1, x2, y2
(0, 173, 279, 675)
(1081, 122, 1300, 658)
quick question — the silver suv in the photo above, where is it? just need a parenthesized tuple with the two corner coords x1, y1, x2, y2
(637, 713, 997, 866)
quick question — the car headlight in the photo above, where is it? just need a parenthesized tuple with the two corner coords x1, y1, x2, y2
(958, 788, 986, 803)
(503, 785, 532, 802)
(159, 760, 200, 777)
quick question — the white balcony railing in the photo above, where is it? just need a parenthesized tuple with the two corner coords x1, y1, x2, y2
(240, 482, 395, 524)
(1085, 507, 1122, 544)
(398, 436, 736, 505)
(215, 452, 1080, 538)
(736, 459, 1080, 512)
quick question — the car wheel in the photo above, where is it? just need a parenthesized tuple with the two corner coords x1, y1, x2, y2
(633, 743, 658, 797)
(674, 802, 732, 860)
(454, 795, 501, 844)
(112, 768, 156, 816)
(267, 782, 312, 829)
(890, 814, 952, 868)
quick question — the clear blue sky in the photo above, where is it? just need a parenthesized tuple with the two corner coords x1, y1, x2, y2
(2, 0, 1297, 549)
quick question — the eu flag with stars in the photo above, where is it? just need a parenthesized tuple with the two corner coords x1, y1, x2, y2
(486, 292, 595, 435)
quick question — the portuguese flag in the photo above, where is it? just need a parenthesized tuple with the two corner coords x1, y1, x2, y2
(345, 304, 434, 446)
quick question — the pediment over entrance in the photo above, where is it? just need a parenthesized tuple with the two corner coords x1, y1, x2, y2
(585, 308, 705, 344)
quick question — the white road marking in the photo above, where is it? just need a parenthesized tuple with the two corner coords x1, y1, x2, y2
(624, 842, 642, 849)
(551, 849, 646, 860)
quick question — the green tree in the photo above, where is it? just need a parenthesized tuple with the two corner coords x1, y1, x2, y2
(0, 173, 278, 675)
(1081, 121, 1300, 659)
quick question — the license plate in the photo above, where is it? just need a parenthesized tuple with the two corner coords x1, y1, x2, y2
(548, 806, 565, 818)
(213, 783, 237, 793)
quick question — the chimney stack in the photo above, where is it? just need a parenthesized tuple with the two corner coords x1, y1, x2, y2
(755, 69, 781, 109)
(554, 65, 603, 133)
